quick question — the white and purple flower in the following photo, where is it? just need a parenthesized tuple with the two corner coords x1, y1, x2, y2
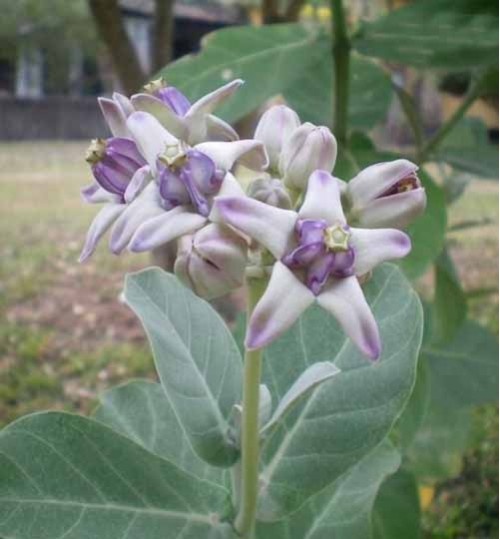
(131, 78, 241, 145)
(341, 159, 426, 229)
(117, 110, 268, 254)
(215, 169, 412, 360)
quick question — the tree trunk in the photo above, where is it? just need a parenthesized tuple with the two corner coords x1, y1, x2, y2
(87, 0, 145, 94)
(152, 0, 174, 73)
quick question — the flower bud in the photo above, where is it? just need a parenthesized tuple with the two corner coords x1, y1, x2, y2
(346, 159, 426, 229)
(279, 123, 337, 191)
(254, 105, 300, 171)
(143, 78, 191, 117)
(174, 224, 247, 299)
(247, 175, 292, 209)
(85, 137, 146, 200)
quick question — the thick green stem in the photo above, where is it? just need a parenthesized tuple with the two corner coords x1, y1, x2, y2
(418, 71, 489, 163)
(234, 276, 267, 537)
(331, 0, 351, 146)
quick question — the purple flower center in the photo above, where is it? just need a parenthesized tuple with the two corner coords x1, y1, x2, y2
(157, 148, 223, 217)
(86, 137, 146, 201)
(282, 218, 355, 295)
(380, 172, 420, 198)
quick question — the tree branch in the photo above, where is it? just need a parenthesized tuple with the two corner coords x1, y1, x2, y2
(152, 0, 174, 73)
(88, 0, 145, 94)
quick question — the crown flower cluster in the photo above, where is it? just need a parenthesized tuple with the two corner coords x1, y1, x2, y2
(80, 80, 426, 358)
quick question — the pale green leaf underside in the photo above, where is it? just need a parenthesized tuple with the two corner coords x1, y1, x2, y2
(259, 264, 423, 518)
(93, 380, 224, 484)
(0, 412, 233, 539)
(257, 441, 401, 539)
(159, 24, 326, 123)
(124, 268, 242, 467)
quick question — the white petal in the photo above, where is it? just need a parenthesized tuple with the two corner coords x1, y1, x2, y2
(124, 165, 151, 203)
(112, 92, 135, 116)
(214, 196, 296, 259)
(98, 97, 129, 137)
(129, 207, 207, 252)
(109, 183, 164, 253)
(348, 159, 418, 207)
(206, 114, 239, 141)
(79, 204, 125, 262)
(126, 111, 178, 172)
(187, 79, 244, 117)
(355, 188, 427, 229)
(246, 262, 314, 349)
(317, 276, 380, 360)
(131, 93, 188, 141)
(350, 228, 411, 275)
(299, 169, 346, 224)
(81, 182, 121, 204)
(195, 140, 268, 172)
(208, 172, 245, 222)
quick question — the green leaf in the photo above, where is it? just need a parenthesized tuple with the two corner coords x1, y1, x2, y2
(373, 469, 421, 539)
(158, 24, 326, 123)
(124, 268, 242, 467)
(261, 362, 340, 436)
(432, 248, 468, 342)
(392, 81, 424, 150)
(0, 412, 234, 539)
(434, 118, 499, 179)
(93, 380, 223, 484)
(284, 54, 392, 130)
(399, 169, 447, 279)
(353, 0, 499, 69)
(256, 441, 401, 539)
(258, 264, 423, 518)
(422, 319, 499, 410)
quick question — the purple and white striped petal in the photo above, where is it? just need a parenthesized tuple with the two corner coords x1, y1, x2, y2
(126, 111, 178, 172)
(214, 196, 296, 259)
(79, 203, 125, 262)
(194, 140, 268, 173)
(81, 182, 121, 204)
(348, 159, 418, 207)
(124, 165, 151, 203)
(131, 94, 188, 141)
(206, 114, 239, 142)
(299, 170, 346, 224)
(350, 228, 411, 276)
(98, 97, 129, 137)
(246, 262, 315, 350)
(187, 79, 244, 118)
(317, 276, 381, 360)
(354, 188, 427, 229)
(155, 86, 191, 116)
(129, 207, 207, 252)
(109, 183, 164, 253)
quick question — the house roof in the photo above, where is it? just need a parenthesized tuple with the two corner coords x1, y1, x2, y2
(119, 0, 246, 24)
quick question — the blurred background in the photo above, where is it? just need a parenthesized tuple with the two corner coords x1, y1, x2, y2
(0, 1, 497, 537)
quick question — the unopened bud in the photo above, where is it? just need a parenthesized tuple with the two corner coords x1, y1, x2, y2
(247, 175, 292, 209)
(254, 105, 300, 171)
(174, 224, 247, 299)
(346, 159, 426, 229)
(279, 123, 337, 191)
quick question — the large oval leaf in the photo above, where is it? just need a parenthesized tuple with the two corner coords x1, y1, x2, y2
(256, 441, 401, 538)
(0, 412, 234, 539)
(159, 23, 326, 123)
(353, 0, 498, 70)
(258, 264, 423, 518)
(124, 268, 242, 467)
(93, 380, 223, 484)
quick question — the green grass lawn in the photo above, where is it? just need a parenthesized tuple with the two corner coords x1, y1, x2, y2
(0, 141, 497, 536)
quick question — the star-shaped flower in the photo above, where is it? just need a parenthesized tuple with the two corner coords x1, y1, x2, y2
(215, 170, 412, 360)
